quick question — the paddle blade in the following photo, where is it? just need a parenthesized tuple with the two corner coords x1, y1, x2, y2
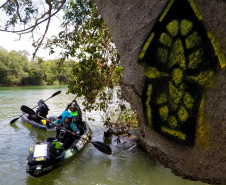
(10, 117, 20, 124)
(91, 141, 112, 155)
(21, 105, 37, 115)
(51, 90, 61, 97)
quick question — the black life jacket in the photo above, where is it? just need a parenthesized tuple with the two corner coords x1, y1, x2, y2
(37, 100, 49, 117)
(57, 121, 73, 141)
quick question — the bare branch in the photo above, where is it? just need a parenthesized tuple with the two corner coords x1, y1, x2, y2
(32, 0, 52, 59)
(0, 0, 10, 9)
(0, 0, 66, 59)
(14, 0, 26, 23)
(0, 0, 66, 33)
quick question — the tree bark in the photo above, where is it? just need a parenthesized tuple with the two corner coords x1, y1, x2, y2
(94, 0, 226, 184)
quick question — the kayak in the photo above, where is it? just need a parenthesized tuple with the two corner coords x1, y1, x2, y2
(26, 122, 92, 177)
(20, 111, 57, 131)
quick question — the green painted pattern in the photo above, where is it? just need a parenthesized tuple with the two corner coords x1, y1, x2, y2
(208, 32, 226, 68)
(146, 85, 153, 126)
(188, 0, 202, 20)
(139, 0, 220, 144)
(139, 32, 155, 60)
(159, 0, 175, 22)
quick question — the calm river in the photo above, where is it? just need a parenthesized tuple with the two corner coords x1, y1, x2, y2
(0, 85, 207, 185)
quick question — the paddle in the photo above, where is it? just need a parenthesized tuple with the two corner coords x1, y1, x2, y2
(10, 90, 61, 124)
(21, 105, 112, 155)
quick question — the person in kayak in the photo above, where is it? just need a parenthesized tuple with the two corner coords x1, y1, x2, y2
(65, 99, 85, 133)
(28, 99, 49, 123)
(65, 99, 82, 122)
(37, 99, 49, 117)
(54, 111, 80, 150)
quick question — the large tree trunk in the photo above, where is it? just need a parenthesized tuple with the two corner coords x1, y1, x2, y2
(94, 0, 226, 184)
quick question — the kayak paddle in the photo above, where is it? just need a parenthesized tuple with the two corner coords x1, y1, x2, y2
(21, 105, 112, 155)
(10, 90, 61, 124)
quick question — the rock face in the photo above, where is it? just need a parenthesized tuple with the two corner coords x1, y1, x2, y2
(94, 0, 226, 184)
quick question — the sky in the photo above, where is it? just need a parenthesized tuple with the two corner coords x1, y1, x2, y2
(0, 16, 63, 60)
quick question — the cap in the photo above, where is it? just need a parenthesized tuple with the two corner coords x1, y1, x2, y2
(61, 111, 72, 122)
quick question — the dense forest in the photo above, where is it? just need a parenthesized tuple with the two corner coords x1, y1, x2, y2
(0, 46, 72, 86)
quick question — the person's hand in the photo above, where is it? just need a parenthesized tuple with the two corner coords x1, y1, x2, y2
(71, 132, 76, 136)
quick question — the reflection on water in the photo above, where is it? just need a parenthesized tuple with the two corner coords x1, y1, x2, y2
(0, 85, 206, 185)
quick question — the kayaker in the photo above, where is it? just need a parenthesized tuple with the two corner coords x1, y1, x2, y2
(65, 99, 85, 134)
(54, 111, 80, 150)
(65, 99, 82, 122)
(36, 99, 49, 118)
(28, 99, 49, 123)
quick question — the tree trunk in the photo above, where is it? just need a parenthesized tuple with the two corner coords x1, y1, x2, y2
(94, 0, 226, 184)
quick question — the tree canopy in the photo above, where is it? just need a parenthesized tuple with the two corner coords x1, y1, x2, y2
(0, 47, 72, 86)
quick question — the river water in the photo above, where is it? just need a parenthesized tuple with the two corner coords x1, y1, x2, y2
(0, 85, 206, 185)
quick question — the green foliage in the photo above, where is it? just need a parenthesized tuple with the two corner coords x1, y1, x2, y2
(0, 48, 29, 85)
(0, 0, 135, 127)
(2, 0, 38, 30)
(46, 0, 122, 114)
(0, 47, 72, 86)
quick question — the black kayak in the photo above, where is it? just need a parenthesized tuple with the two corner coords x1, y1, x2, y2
(26, 122, 92, 177)
(21, 112, 57, 131)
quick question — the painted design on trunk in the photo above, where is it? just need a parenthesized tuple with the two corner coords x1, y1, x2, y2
(139, 0, 220, 144)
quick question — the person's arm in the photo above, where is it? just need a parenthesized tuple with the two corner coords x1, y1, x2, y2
(54, 119, 59, 125)
(70, 122, 80, 135)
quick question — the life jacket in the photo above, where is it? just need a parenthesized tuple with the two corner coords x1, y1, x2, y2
(70, 111, 78, 116)
(70, 111, 79, 123)
(37, 100, 49, 117)
(57, 122, 73, 141)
